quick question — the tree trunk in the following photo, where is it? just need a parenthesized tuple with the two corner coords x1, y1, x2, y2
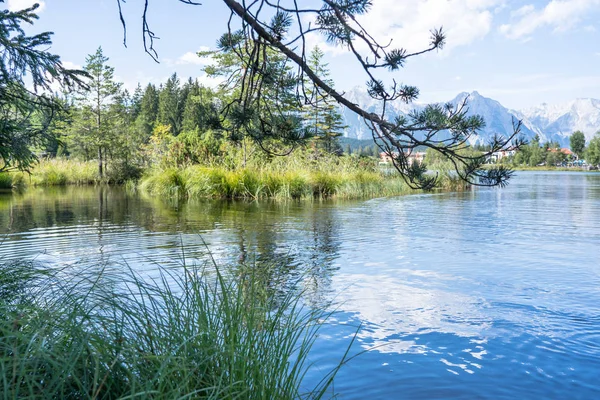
(96, 69, 102, 179)
(243, 139, 247, 167)
(98, 146, 103, 178)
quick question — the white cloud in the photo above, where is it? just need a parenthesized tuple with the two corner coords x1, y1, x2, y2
(197, 73, 223, 88)
(511, 4, 536, 18)
(584, 25, 597, 32)
(303, 0, 503, 57)
(6, 0, 45, 12)
(356, 0, 503, 53)
(61, 61, 82, 70)
(174, 46, 215, 66)
(500, 0, 600, 39)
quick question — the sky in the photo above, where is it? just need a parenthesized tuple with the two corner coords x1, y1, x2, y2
(5, 0, 600, 110)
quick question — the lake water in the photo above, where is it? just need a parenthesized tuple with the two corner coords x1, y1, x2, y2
(1, 171, 600, 399)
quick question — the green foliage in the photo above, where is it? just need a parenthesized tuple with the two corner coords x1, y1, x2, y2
(5, 159, 142, 186)
(0, 257, 350, 399)
(140, 150, 415, 200)
(182, 81, 221, 132)
(0, 2, 86, 172)
(135, 83, 159, 140)
(66, 47, 122, 178)
(423, 147, 481, 189)
(587, 132, 600, 167)
(304, 46, 345, 156)
(0, 172, 13, 189)
(202, 36, 310, 151)
(570, 130, 586, 157)
(511, 140, 548, 167)
(158, 73, 183, 135)
(545, 149, 566, 167)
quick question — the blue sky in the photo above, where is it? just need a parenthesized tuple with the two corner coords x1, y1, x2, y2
(5, 0, 600, 109)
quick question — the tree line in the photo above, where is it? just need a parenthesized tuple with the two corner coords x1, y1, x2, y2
(38, 46, 346, 180)
(505, 131, 600, 168)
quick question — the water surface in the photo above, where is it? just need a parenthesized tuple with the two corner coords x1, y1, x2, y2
(1, 171, 599, 399)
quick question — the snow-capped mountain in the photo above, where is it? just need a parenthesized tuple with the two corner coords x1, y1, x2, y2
(448, 91, 542, 145)
(340, 87, 600, 148)
(341, 86, 422, 141)
(520, 98, 600, 143)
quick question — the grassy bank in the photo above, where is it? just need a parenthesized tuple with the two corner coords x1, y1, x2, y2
(0, 258, 349, 399)
(137, 151, 471, 200)
(0, 159, 137, 189)
(1, 156, 468, 199)
(139, 165, 414, 200)
(509, 165, 599, 172)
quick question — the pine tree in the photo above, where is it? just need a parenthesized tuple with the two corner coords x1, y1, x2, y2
(202, 37, 308, 152)
(131, 83, 144, 120)
(135, 83, 159, 140)
(124, 0, 522, 188)
(304, 46, 345, 156)
(68, 47, 121, 178)
(570, 131, 586, 158)
(158, 73, 182, 135)
(182, 80, 221, 132)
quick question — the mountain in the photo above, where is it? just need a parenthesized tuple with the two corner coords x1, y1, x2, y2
(339, 87, 600, 148)
(448, 91, 542, 145)
(520, 98, 600, 143)
(340, 86, 421, 142)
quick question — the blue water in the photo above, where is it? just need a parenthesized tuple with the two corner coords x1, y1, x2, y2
(1, 171, 600, 398)
(304, 172, 600, 399)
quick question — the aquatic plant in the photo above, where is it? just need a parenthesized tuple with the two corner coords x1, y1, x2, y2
(139, 159, 415, 201)
(0, 257, 350, 399)
(0, 173, 13, 189)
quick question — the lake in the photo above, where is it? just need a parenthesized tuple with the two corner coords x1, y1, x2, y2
(1, 171, 600, 399)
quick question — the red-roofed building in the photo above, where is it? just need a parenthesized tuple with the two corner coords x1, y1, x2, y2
(548, 148, 577, 159)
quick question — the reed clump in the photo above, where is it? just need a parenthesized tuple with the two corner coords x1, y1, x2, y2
(139, 157, 413, 201)
(5, 159, 142, 187)
(0, 258, 348, 399)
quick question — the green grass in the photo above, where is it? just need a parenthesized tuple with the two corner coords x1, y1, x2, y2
(509, 165, 599, 172)
(0, 257, 351, 399)
(7, 159, 143, 187)
(12, 155, 471, 197)
(139, 163, 415, 201)
(0, 172, 25, 189)
(4, 159, 100, 187)
(0, 173, 13, 189)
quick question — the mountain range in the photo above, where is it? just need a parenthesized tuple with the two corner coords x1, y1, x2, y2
(340, 87, 600, 148)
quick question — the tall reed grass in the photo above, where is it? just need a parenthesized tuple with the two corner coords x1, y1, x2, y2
(0, 173, 15, 189)
(140, 165, 414, 200)
(4, 159, 141, 187)
(0, 257, 350, 399)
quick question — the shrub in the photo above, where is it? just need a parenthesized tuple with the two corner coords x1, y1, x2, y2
(0, 173, 12, 189)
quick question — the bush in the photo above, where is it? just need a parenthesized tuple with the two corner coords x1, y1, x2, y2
(0, 173, 13, 189)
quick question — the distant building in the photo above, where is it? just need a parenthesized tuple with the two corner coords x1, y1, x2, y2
(489, 150, 516, 163)
(379, 151, 426, 165)
(548, 148, 577, 159)
(379, 152, 396, 164)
